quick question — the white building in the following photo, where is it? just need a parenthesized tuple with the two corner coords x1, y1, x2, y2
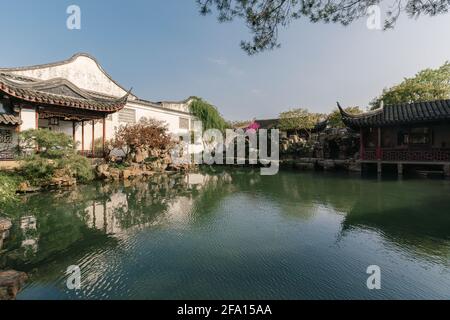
(0, 53, 197, 159)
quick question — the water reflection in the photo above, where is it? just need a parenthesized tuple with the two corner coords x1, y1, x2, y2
(0, 171, 234, 272)
(1, 168, 449, 299)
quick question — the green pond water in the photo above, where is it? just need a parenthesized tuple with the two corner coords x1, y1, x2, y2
(1, 168, 450, 299)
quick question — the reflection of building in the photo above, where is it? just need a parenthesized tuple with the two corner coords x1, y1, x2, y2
(0, 53, 197, 159)
(339, 100, 450, 176)
(83, 173, 227, 235)
(20, 215, 39, 254)
(20, 216, 37, 231)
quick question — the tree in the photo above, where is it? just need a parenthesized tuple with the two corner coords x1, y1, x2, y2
(279, 108, 324, 135)
(371, 61, 450, 109)
(328, 106, 363, 128)
(109, 118, 175, 162)
(18, 129, 94, 184)
(19, 129, 75, 158)
(197, 0, 450, 55)
(189, 97, 229, 132)
(227, 120, 252, 128)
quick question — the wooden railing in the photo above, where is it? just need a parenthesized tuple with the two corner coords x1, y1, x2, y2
(362, 148, 450, 162)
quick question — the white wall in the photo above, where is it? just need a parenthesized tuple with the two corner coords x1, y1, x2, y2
(20, 108, 37, 131)
(110, 101, 195, 138)
(11, 55, 128, 98)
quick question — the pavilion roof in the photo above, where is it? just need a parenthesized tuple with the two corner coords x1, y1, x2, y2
(338, 100, 450, 129)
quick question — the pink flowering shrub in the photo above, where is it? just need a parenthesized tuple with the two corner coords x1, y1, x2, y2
(246, 121, 260, 132)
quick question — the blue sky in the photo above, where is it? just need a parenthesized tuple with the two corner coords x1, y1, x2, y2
(1, 0, 449, 120)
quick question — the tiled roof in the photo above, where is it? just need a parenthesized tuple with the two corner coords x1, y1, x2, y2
(0, 73, 130, 112)
(0, 113, 21, 125)
(338, 100, 450, 128)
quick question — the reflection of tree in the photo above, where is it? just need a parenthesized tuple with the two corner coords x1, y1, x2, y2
(342, 182, 450, 259)
(1, 188, 115, 272)
(220, 169, 450, 258)
(189, 172, 234, 222)
(3, 168, 450, 279)
(1, 171, 237, 275)
(224, 169, 359, 218)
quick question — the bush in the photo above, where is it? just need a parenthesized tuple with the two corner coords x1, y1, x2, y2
(59, 154, 94, 183)
(0, 172, 20, 205)
(18, 129, 94, 185)
(20, 154, 56, 184)
(109, 118, 175, 162)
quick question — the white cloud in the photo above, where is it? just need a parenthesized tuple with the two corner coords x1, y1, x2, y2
(207, 57, 244, 77)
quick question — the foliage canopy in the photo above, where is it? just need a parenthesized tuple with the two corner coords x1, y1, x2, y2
(110, 118, 175, 160)
(197, 0, 450, 55)
(371, 61, 450, 109)
(279, 108, 324, 132)
(189, 97, 228, 132)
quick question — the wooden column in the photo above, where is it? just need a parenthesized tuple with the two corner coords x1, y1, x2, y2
(398, 163, 403, 177)
(72, 121, 76, 141)
(444, 164, 450, 178)
(35, 109, 39, 152)
(92, 120, 95, 155)
(102, 116, 106, 155)
(377, 162, 382, 175)
(376, 127, 382, 160)
(35, 107, 39, 129)
(81, 121, 85, 152)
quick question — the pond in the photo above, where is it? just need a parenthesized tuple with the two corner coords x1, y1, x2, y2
(1, 168, 450, 299)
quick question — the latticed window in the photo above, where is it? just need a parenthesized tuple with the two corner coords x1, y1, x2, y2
(119, 108, 136, 124)
(179, 117, 189, 130)
(0, 99, 12, 114)
(410, 127, 431, 145)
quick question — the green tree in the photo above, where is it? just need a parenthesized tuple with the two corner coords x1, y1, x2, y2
(371, 62, 450, 109)
(279, 108, 323, 135)
(18, 129, 94, 184)
(197, 0, 449, 55)
(328, 106, 363, 128)
(189, 97, 228, 132)
(19, 129, 75, 158)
